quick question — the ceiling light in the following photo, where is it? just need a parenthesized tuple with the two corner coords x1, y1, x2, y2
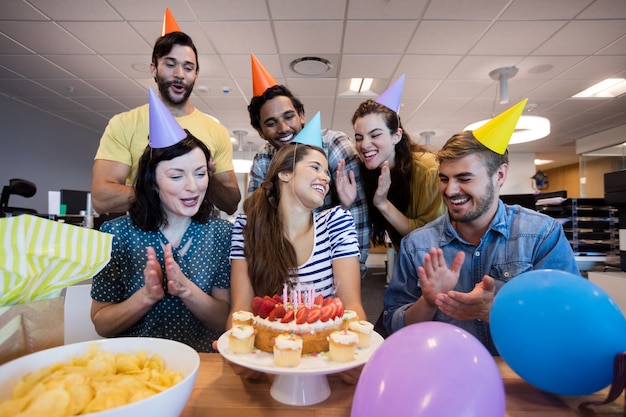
(572, 78, 626, 98)
(465, 115, 551, 144)
(349, 78, 373, 93)
(534, 159, 554, 166)
(466, 68, 551, 144)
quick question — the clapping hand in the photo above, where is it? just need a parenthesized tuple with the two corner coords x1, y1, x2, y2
(436, 275, 496, 322)
(373, 161, 391, 210)
(417, 248, 464, 307)
(143, 246, 165, 302)
(335, 158, 357, 209)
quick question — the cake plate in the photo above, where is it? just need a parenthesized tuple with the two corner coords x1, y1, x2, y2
(217, 330, 383, 406)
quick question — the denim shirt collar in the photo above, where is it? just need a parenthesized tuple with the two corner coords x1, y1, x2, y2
(440, 199, 510, 246)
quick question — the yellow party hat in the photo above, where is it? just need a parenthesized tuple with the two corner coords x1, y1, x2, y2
(472, 98, 528, 154)
(161, 8, 181, 36)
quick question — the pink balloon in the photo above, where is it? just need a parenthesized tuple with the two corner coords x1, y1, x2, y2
(351, 322, 504, 417)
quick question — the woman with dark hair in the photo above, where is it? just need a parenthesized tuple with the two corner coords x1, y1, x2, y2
(339, 99, 445, 250)
(90, 133, 232, 352)
(228, 143, 366, 320)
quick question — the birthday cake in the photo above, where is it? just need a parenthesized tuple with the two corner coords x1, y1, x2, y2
(251, 293, 345, 354)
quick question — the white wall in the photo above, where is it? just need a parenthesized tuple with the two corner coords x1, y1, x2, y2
(0, 96, 101, 213)
(501, 152, 536, 195)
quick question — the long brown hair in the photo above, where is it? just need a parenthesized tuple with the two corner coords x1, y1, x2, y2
(352, 99, 429, 247)
(243, 143, 326, 295)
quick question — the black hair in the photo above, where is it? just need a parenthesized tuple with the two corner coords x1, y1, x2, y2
(130, 132, 214, 231)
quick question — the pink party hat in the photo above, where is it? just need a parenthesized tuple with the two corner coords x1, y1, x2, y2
(472, 98, 528, 155)
(161, 8, 181, 36)
(251, 54, 279, 97)
(148, 87, 187, 148)
(375, 74, 405, 114)
(292, 112, 322, 148)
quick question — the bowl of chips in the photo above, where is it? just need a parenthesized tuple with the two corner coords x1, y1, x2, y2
(0, 337, 200, 417)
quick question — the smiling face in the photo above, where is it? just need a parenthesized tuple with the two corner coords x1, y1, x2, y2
(155, 147, 209, 221)
(438, 153, 506, 227)
(257, 95, 306, 149)
(353, 112, 401, 170)
(279, 148, 330, 209)
(151, 44, 197, 105)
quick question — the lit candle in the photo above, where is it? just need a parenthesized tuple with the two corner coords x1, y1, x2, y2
(282, 283, 288, 306)
(292, 289, 298, 310)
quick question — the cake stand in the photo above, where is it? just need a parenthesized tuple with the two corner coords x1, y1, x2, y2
(217, 331, 384, 406)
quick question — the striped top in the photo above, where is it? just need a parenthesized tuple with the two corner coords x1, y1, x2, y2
(229, 206, 359, 297)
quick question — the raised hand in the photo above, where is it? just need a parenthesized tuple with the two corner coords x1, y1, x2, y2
(334, 158, 357, 209)
(163, 243, 192, 298)
(373, 161, 391, 210)
(143, 246, 165, 302)
(417, 248, 464, 306)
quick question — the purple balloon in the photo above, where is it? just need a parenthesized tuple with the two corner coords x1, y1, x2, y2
(351, 322, 505, 417)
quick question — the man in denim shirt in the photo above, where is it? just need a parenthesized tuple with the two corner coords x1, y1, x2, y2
(382, 127, 579, 355)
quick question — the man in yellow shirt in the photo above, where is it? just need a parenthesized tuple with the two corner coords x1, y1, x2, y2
(91, 32, 240, 215)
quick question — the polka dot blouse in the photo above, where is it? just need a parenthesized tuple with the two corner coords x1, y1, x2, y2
(91, 215, 232, 352)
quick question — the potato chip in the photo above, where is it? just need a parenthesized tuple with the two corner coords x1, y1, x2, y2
(0, 344, 183, 417)
(15, 388, 70, 417)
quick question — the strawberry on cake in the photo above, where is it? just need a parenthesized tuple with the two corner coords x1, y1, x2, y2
(251, 294, 346, 354)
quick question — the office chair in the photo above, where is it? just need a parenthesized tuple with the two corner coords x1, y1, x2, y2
(0, 178, 38, 216)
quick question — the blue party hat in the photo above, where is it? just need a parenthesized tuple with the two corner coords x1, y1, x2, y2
(292, 112, 322, 148)
(375, 74, 405, 114)
(148, 87, 187, 148)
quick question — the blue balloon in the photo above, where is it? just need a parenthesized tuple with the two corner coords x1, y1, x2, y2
(351, 322, 505, 417)
(490, 269, 626, 395)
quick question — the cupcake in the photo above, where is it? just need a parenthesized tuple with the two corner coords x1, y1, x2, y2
(348, 320, 374, 348)
(273, 333, 303, 367)
(229, 324, 255, 354)
(341, 310, 358, 330)
(327, 330, 358, 362)
(232, 310, 254, 326)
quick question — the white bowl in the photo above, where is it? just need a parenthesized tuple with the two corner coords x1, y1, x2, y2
(0, 337, 199, 417)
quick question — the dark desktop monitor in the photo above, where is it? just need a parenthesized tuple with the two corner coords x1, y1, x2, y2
(60, 189, 89, 215)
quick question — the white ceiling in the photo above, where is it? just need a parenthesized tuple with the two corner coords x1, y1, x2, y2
(1, 0, 625, 170)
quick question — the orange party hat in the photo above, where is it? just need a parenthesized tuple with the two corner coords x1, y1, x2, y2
(472, 99, 528, 154)
(161, 8, 181, 36)
(251, 54, 278, 97)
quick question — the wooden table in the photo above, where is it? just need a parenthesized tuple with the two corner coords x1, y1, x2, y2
(180, 353, 625, 417)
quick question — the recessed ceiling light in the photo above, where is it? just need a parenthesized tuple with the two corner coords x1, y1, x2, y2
(290, 57, 332, 76)
(572, 78, 626, 98)
(349, 78, 373, 93)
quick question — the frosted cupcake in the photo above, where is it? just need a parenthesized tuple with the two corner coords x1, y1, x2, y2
(273, 333, 303, 367)
(341, 310, 358, 330)
(348, 320, 374, 348)
(232, 310, 254, 326)
(327, 330, 358, 362)
(229, 324, 255, 354)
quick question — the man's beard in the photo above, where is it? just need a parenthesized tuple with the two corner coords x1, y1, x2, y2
(448, 180, 496, 224)
(155, 75, 194, 105)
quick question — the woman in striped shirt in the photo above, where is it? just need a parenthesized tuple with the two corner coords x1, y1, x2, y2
(228, 143, 366, 327)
